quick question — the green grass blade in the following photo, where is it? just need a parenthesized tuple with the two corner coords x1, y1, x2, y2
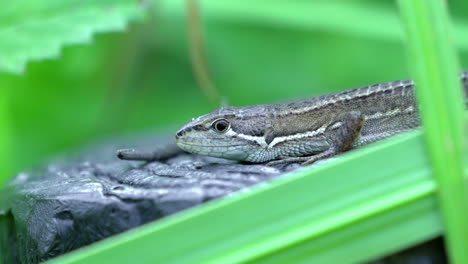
(0, 91, 11, 187)
(47, 131, 442, 264)
(398, 0, 468, 263)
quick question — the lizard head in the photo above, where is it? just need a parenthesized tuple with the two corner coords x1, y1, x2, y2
(175, 106, 269, 162)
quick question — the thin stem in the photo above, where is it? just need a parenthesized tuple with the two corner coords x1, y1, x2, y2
(186, 0, 220, 106)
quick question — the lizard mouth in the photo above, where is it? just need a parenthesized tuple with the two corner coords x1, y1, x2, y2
(176, 141, 249, 149)
(176, 141, 250, 161)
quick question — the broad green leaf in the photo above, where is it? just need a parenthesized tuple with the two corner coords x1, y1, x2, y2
(0, 0, 145, 74)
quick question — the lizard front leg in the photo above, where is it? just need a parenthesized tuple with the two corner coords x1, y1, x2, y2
(266, 111, 365, 166)
(117, 141, 182, 161)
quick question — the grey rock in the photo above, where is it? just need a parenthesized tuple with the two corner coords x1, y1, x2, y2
(0, 136, 287, 263)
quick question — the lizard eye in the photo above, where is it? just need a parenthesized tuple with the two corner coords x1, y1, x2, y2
(211, 119, 230, 133)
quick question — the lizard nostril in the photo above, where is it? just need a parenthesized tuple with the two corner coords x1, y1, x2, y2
(176, 130, 184, 139)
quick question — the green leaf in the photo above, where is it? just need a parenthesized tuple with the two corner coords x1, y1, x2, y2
(0, 0, 145, 74)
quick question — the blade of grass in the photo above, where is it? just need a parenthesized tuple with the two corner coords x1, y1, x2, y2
(0, 90, 11, 187)
(398, 0, 468, 263)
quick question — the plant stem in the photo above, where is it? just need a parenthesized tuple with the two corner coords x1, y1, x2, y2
(186, 0, 220, 106)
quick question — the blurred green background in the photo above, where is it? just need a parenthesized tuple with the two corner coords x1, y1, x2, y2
(1, 0, 467, 181)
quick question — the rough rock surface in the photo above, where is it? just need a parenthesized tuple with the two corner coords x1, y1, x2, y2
(0, 136, 292, 263)
(0, 135, 447, 263)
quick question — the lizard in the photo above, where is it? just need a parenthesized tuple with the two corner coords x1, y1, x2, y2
(118, 72, 468, 166)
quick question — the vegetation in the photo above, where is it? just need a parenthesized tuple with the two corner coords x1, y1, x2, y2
(1, 0, 467, 263)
